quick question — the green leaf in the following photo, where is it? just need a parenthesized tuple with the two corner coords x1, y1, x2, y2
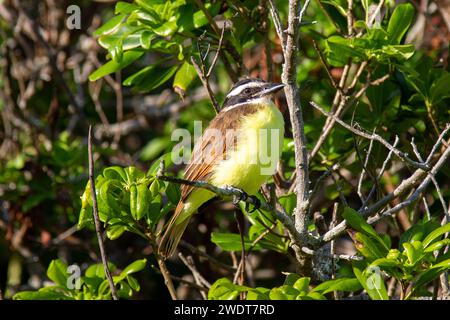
(173, 61, 197, 96)
(411, 259, 450, 296)
(400, 219, 440, 247)
(312, 278, 362, 294)
(126, 275, 140, 291)
(268, 287, 287, 300)
(121, 259, 147, 276)
(103, 166, 128, 182)
(208, 278, 249, 300)
(424, 239, 450, 252)
(354, 232, 386, 259)
(402, 241, 424, 265)
(387, 3, 415, 44)
(153, 16, 178, 36)
(278, 285, 299, 299)
(140, 30, 155, 50)
(47, 259, 69, 287)
(353, 262, 388, 300)
(86, 264, 105, 279)
(343, 207, 389, 251)
(380, 44, 415, 60)
(115, 1, 139, 14)
(124, 166, 145, 183)
(135, 184, 151, 220)
(117, 281, 133, 298)
(106, 224, 127, 240)
(284, 273, 301, 286)
(94, 13, 126, 36)
(13, 288, 73, 300)
(123, 64, 178, 91)
(293, 277, 310, 292)
(211, 232, 262, 251)
(89, 51, 144, 81)
(326, 36, 366, 66)
(139, 137, 171, 161)
(278, 193, 296, 215)
(246, 288, 270, 300)
(422, 222, 450, 248)
(165, 182, 181, 204)
(305, 291, 327, 300)
(370, 258, 400, 268)
(430, 72, 450, 104)
(98, 179, 123, 217)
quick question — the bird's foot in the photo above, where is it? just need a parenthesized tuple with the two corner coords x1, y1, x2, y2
(232, 189, 261, 213)
(232, 189, 249, 205)
(246, 195, 261, 213)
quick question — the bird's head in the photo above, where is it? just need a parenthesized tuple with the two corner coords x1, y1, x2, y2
(221, 78, 284, 112)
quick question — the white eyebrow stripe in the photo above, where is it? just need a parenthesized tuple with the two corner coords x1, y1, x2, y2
(227, 82, 262, 97)
(221, 97, 268, 113)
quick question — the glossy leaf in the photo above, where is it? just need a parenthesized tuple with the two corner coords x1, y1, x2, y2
(387, 3, 415, 44)
(343, 207, 389, 251)
(47, 259, 69, 287)
(89, 51, 144, 81)
(422, 222, 450, 248)
(312, 278, 362, 294)
(173, 61, 197, 97)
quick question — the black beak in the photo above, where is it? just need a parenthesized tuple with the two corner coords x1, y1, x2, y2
(259, 83, 285, 97)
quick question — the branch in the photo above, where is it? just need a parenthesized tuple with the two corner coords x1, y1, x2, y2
(178, 253, 210, 299)
(367, 142, 450, 225)
(322, 136, 450, 242)
(267, 0, 286, 53)
(279, 0, 312, 251)
(156, 253, 178, 300)
(191, 56, 220, 113)
(179, 240, 236, 272)
(88, 126, 118, 300)
(206, 22, 226, 79)
(310, 101, 431, 170)
(150, 265, 208, 293)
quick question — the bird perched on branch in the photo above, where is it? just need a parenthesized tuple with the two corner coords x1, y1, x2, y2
(159, 78, 285, 258)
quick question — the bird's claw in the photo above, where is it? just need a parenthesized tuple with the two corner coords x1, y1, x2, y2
(232, 189, 248, 205)
(232, 190, 261, 213)
(245, 195, 261, 213)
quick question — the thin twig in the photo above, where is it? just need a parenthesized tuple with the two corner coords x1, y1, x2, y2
(267, 0, 286, 53)
(178, 253, 210, 299)
(191, 56, 220, 113)
(88, 126, 118, 300)
(156, 254, 178, 300)
(150, 265, 208, 292)
(310, 101, 431, 170)
(356, 130, 376, 202)
(312, 40, 340, 92)
(368, 143, 450, 225)
(179, 240, 236, 272)
(323, 141, 450, 242)
(206, 22, 226, 78)
(360, 136, 399, 208)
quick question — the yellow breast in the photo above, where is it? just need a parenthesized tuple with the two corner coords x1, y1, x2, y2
(210, 102, 284, 194)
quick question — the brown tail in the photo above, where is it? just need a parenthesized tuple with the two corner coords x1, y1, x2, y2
(158, 202, 192, 258)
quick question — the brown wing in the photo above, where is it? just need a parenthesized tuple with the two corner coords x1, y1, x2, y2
(179, 104, 260, 202)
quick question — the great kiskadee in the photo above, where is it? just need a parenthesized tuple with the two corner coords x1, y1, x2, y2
(159, 78, 285, 257)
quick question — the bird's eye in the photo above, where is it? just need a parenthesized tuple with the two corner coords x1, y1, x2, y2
(243, 88, 251, 94)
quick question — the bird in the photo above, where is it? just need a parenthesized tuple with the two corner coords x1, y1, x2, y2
(159, 78, 285, 258)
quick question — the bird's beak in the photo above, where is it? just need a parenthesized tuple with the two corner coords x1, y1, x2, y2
(259, 83, 285, 97)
